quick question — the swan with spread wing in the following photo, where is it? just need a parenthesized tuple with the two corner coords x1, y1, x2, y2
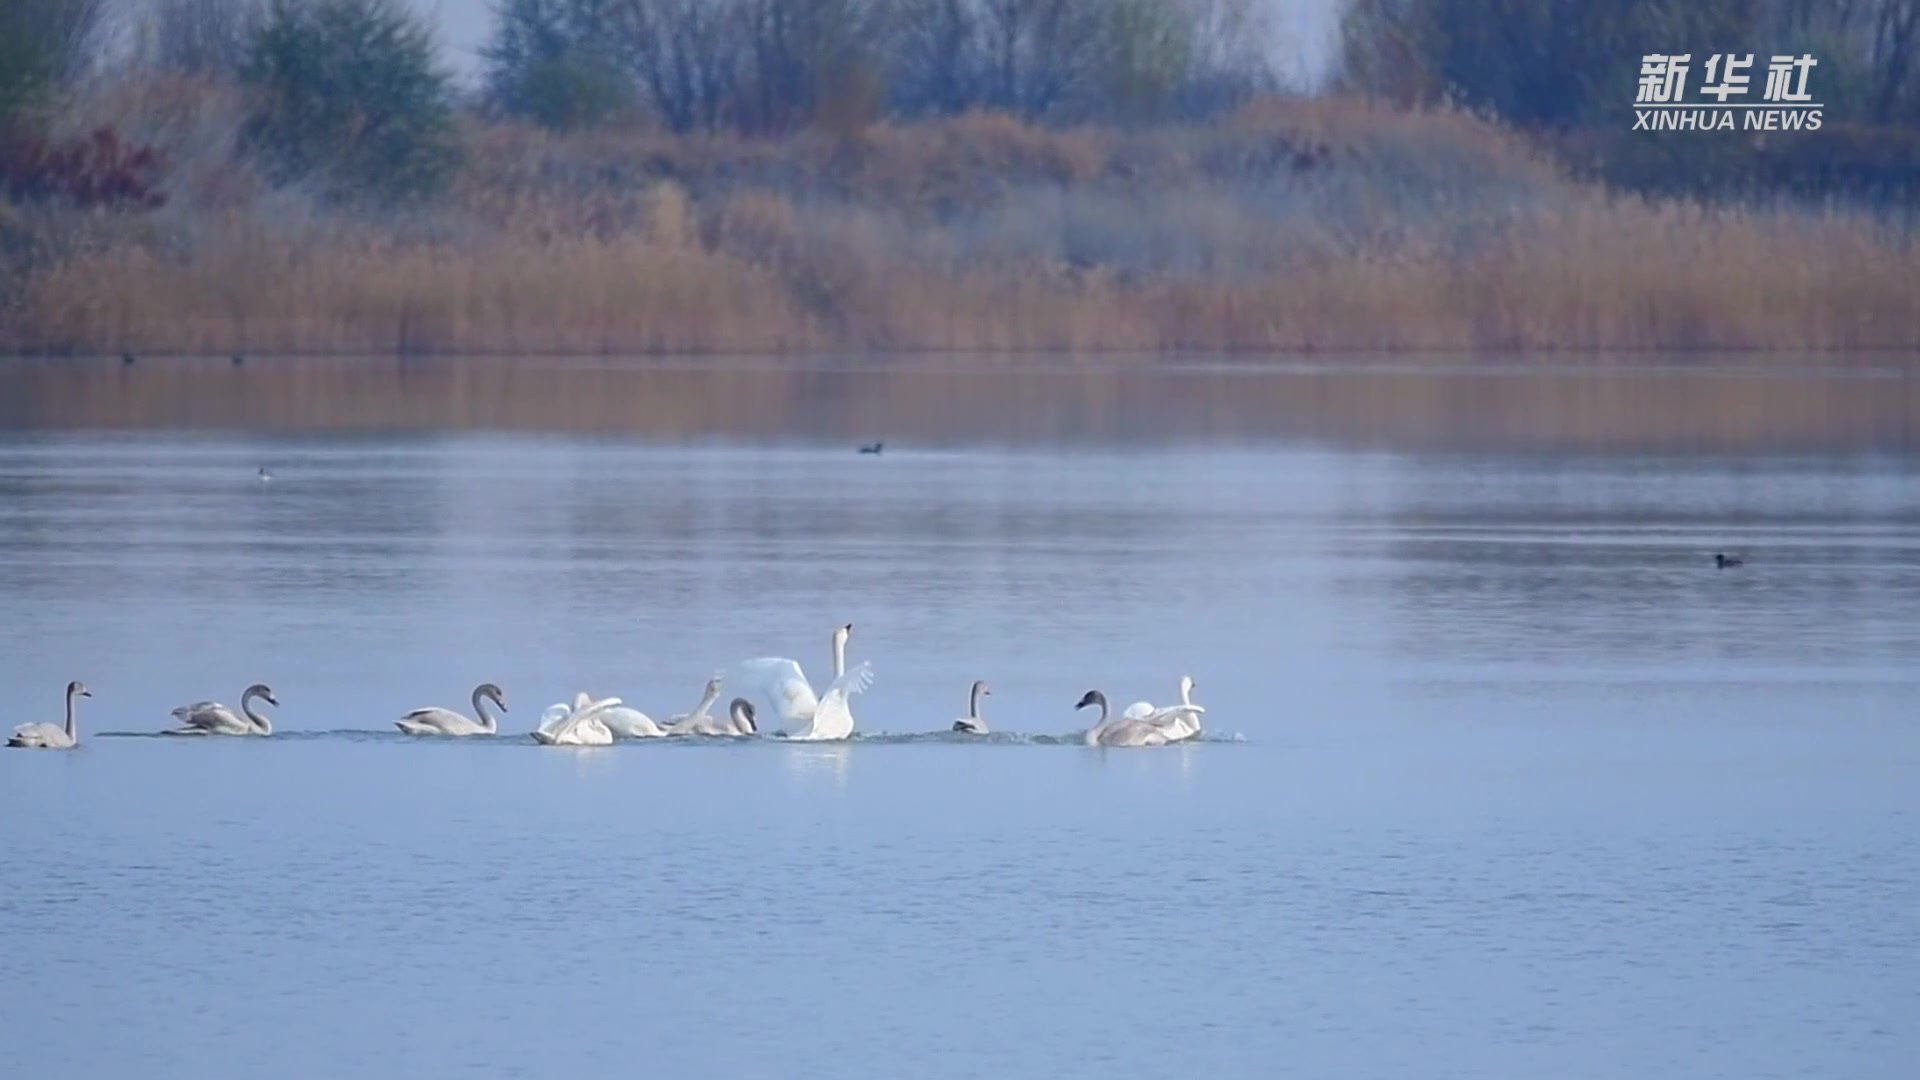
(531, 692, 617, 746)
(728, 623, 872, 741)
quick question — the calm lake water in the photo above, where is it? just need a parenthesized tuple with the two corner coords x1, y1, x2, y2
(2, 358, 1917, 1079)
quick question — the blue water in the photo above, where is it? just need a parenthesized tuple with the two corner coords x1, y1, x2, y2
(3, 431, 1918, 1079)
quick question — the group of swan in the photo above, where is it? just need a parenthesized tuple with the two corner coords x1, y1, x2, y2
(9, 623, 1207, 749)
(6, 682, 283, 747)
(516, 620, 876, 747)
(522, 681, 761, 746)
(952, 676, 1206, 747)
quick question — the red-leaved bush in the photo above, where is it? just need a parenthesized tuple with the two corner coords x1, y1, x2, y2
(1, 126, 168, 210)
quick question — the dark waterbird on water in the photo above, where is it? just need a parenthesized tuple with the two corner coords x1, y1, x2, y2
(1714, 553, 1744, 569)
(860, 442, 884, 455)
(121, 353, 136, 366)
(231, 354, 246, 367)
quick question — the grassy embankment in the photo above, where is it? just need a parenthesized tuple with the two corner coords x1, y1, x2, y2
(3, 84, 1916, 356)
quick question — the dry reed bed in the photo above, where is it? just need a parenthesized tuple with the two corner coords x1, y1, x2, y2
(3, 100, 1916, 355)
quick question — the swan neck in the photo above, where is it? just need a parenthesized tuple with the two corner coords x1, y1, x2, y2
(1180, 683, 1194, 708)
(65, 688, 77, 739)
(1088, 696, 1109, 731)
(472, 687, 499, 732)
(241, 688, 272, 733)
(832, 634, 846, 678)
(694, 683, 721, 717)
(968, 682, 983, 719)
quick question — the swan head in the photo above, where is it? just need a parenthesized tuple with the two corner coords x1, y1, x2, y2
(478, 682, 507, 711)
(1180, 675, 1196, 696)
(705, 673, 725, 698)
(67, 680, 92, 699)
(245, 683, 279, 707)
(730, 698, 757, 734)
(834, 623, 853, 646)
(1074, 690, 1106, 711)
(971, 679, 991, 698)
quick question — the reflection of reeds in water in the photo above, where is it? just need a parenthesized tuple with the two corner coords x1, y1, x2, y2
(4, 357, 1918, 454)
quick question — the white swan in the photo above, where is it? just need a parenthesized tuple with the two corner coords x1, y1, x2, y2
(722, 699, 759, 736)
(8, 681, 91, 749)
(597, 698, 670, 739)
(168, 683, 277, 736)
(730, 623, 872, 741)
(1123, 675, 1205, 742)
(531, 692, 616, 746)
(396, 682, 506, 736)
(673, 694, 756, 737)
(666, 675, 755, 736)
(1076, 689, 1169, 748)
(952, 679, 990, 734)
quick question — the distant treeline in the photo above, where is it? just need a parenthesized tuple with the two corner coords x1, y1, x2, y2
(1341, 0, 1920, 202)
(482, 0, 1275, 133)
(3, 0, 1918, 205)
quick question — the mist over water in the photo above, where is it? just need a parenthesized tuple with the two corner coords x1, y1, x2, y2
(2, 358, 1916, 1079)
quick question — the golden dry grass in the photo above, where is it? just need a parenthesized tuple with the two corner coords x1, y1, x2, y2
(3, 98, 1916, 356)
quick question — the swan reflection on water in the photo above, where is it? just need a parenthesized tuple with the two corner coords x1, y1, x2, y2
(781, 741, 852, 789)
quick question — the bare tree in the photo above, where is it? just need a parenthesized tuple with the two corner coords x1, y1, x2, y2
(142, 0, 265, 77)
(1, 0, 109, 116)
(589, 0, 740, 133)
(1866, 0, 1918, 121)
(479, 0, 1282, 131)
(735, 0, 877, 134)
(888, 0, 980, 115)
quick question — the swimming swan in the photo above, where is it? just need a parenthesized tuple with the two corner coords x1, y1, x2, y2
(1076, 690, 1170, 748)
(531, 692, 615, 746)
(168, 684, 277, 736)
(724, 699, 758, 737)
(952, 680, 991, 734)
(1123, 675, 1205, 742)
(731, 623, 873, 740)
(8, 681, 91, 749)
(596, 697, 670, 740)
(667, 676, 754, 736)
(396, 682, 506, 736)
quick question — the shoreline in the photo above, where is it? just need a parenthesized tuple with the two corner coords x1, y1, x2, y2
(8, 351, 1920, 454)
